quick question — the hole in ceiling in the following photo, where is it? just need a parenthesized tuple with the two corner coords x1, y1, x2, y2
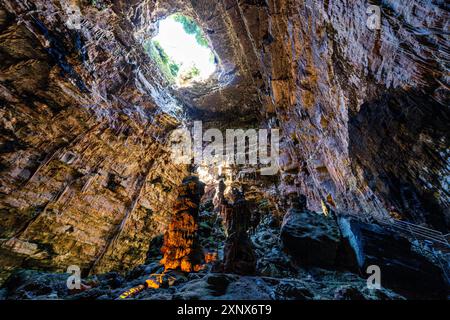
(145, 14, 217, 87)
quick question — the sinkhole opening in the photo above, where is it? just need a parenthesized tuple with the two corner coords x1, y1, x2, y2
(145, 14, 217, 87)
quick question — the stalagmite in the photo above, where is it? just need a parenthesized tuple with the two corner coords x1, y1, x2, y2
(219, 188, 256, 275)
(160, 175, 205, 272)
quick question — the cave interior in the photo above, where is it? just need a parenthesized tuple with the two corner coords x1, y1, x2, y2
(0, 0, 449, 300)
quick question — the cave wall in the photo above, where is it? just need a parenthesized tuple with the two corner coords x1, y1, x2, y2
(0, 0, 268, 284)
(235, 0, 449, 228)
(0, 0, 190, 282)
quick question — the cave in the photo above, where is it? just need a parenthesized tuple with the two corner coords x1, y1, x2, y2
(0, 0, 449, 303)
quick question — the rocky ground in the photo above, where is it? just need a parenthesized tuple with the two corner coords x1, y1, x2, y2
(0, 266, 404, 301)
(1, 202, 447, 300)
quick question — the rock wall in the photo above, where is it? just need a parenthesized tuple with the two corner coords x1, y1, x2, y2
(0, 0, 190, 283)
(237, 0, 449, 229)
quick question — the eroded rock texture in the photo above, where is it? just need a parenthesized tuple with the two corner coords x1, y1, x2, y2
(339, 216, 448, 299)
(280, 195, 341, 267)
(220, 189, 256, 275)
(0, 0, 191, 282)
(259, 0, 449, 229)
(0, 0, 448, 296)
(160, 176, 205, 273)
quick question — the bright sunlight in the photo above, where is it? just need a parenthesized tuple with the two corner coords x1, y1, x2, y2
(148, 14, 216, 86)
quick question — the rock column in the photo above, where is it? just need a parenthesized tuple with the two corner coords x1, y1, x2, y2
(220, 188, 256, 275)
(160, 176, 205, 272)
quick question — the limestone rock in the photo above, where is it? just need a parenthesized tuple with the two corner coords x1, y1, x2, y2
(160, 176, 205, 273)
(280, 204, 341, 267)
(0, 0, 448, 299)
(339, 217, 449, 299)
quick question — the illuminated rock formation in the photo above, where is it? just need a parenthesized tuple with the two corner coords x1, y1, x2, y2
(160, 176, 205, 273)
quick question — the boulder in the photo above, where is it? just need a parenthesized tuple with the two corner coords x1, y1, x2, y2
(338, 217, 449, 299)
(280, 207, 341, 267)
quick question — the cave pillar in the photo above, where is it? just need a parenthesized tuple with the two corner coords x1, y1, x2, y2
(160, 176, 205, 272)
(220, 188, 256, 275)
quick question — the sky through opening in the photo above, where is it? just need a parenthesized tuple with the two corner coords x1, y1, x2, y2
(152, 15, 216, 85)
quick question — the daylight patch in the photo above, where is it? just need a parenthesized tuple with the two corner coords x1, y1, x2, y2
(146, 14, 216, 86)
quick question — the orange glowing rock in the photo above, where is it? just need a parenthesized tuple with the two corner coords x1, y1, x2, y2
(145, 278, 160, 289)
(204, 252, 218, 264)
(118, 274, 168, 299)
(119, 284, 146, 299)
(160, 176, 205, 273)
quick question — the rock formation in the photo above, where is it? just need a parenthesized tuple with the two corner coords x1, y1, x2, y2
(160, 176, 205, 273)
(280, 194, 341, 267)
(0, 0, 448, 300)
(339, 216, 449, 299)
(219, 188, 256, 275)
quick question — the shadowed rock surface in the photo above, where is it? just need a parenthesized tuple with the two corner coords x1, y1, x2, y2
(281, 198, 341, 268)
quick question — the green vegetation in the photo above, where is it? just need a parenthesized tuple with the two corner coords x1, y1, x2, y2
(173, 14, 209, 47)
(187, 65, 200, 77)
(144, 40, 180, 80)
(169, 63, 180, 77)
(143, 14, 212, 84)
(179, 65, 201, 83)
